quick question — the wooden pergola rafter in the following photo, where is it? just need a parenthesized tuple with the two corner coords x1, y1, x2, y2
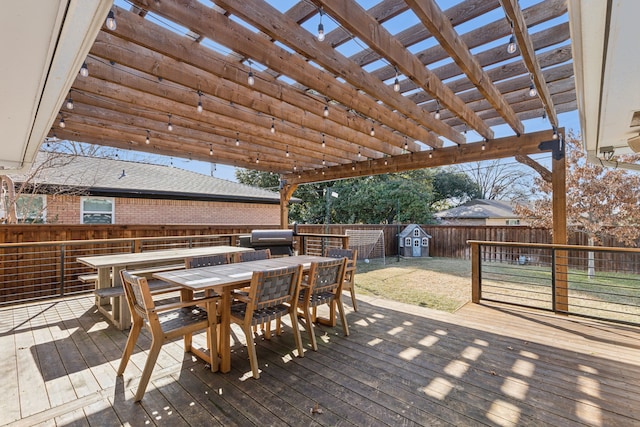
(47, 0, 575, 230)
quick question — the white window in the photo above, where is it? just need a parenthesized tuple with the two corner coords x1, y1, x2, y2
(413, 239, 420, 247)
(6, 194, 47, 223)
(404, 237, 412, 247)
(81, 197, 114, 224)
(413, 228, 420, 237)
(421, 237, 429, 247)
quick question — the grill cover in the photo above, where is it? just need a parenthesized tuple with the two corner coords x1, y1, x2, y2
(243, 229, 294, 256)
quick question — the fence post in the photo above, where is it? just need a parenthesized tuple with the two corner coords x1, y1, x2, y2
(471, 242, 480, 303)
(551, 248, 557, 311)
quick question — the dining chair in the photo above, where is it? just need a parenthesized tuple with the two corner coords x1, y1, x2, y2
(296, 257, 349, 351)
(325, 247, 359, 311)
(229, 264, 304, 379)
(235, 248, 271, 263)
(185, 253, 231, 269)
(117, 270, 218, 402)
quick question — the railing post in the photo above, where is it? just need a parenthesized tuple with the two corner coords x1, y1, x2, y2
(59, 244, 66, 297)
(551, 248, 557, 312)
(471, 242, 481, 303)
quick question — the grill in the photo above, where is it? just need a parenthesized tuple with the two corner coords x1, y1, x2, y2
(239, 229, 294, 256)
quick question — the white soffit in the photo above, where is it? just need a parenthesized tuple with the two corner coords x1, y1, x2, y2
(569, 0, 640, 165)
(0, 0, 111, 172)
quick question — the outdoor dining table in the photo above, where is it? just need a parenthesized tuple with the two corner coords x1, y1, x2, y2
(153, 255, 334, 373)
(77, 245, 252, 329)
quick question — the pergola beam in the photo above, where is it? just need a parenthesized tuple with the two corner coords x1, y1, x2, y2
(287, 129, 560, 185)
(403, 0, 522, 136)
(499, 0, 559, 127)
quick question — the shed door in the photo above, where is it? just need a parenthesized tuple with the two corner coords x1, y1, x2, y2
(412, 239, 421, 256)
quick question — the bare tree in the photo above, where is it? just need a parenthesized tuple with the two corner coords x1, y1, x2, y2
(456, 159, 531, 201)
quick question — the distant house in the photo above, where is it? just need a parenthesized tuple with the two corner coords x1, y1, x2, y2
(435, 199, 525, 226)
(2, 153, 286, 225)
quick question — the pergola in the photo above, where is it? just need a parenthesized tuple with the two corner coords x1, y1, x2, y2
(4, 0, 576, 232)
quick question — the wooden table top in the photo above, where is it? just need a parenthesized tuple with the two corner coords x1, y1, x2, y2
(77, 246, 252, 269)
(154, 255, 332, 292)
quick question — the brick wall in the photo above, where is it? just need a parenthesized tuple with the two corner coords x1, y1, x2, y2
(44, 195, 279, 225)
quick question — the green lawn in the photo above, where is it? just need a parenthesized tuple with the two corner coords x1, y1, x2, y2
(354, 257, 471, 313)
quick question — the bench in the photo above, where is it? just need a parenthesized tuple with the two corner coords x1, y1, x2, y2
(94, 279, 183, 298)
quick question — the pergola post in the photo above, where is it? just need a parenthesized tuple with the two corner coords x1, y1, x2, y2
(279, 181, 298, 229)
(552, 138, 568, 312)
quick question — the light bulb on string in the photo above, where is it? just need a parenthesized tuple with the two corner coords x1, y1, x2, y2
(247, 61, 255, 86)
(256, 154, 260, 164)
(507, 34, 517, 54)
(528, 75, 537, 97)
(429, 150, 433, 159)
(370, 126, 375, 137)
(167, 114, 173, 131)
(322, 155, 326, 166)
(236, 132, 240, 146)
(105, 10, 117, 31)
(434, 100, 441, 120)
(209, 144, 213, 156)
(317, 9, 325, 42)
(59, 116, 65, 128)
(358, 147, 361, 158)
(66, 95, 74, 110)
(404, 137, 408, 150)
(80, 62, 89, 77)
(197, 91, 203, 113)
(286, 145, 290, 157)
(552, 127, 559, 140)
(322, 133, 325, 148)
(323, 105, 329, 117)
(393, 67, 400, 92)
(145, 130, 150, 144)
(270, 118, 275, 134)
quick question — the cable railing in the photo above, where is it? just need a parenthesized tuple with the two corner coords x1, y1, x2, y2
(469, 241, 640, 326)
(0, 232, 349, 306)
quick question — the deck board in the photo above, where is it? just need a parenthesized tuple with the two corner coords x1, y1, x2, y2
(1, 294, 639, 426)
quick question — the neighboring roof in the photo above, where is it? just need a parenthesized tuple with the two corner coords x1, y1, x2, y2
(11, 152, 285, 204)
(435, 199, 517, 220)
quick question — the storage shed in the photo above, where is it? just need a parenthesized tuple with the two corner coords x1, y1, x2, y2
(398, 224, 431, 257)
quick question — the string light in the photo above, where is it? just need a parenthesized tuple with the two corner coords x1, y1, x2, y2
(286, 145, 290, 157)
(270, 118, 275, 134)
(247, 61, 255, 86)
(317, 9, 325, 42)
(59, 115, 65, 128)
(66, 94, 74, 110)
(552, 126, 559, 140)
(481, 142, 486, 151)
(323, 105, 329, 117)
(236, 132, 240, 146)
(293, 162, 297, 172)
(145, 130, 150, 144)
(507, 23, 517, 54)
(256, 154, 260, 163)
(322, 133, 325, 148)
(105, 10, 117, 31)
(434, 100, 441, 120)
(528, 75, 537, 97)
(370, 126, 375, 137)
(429, 150, 433, 159)
(80, 62, 89, 77)
(358, 146, 361, 158)
(197, 91, 203, 113)
(322, 155, 326, 166)
(352, 161, 356, 170)
(393, 67, 400, 92)
(404, 137, 408, 150)
(209, 144, 213, 155)
(167, 114, 173, 131)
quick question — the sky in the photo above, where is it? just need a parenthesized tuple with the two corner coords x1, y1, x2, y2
(104, 0, 577, 182)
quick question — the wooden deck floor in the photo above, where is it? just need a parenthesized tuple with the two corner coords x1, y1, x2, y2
(1, 293, 639, 427)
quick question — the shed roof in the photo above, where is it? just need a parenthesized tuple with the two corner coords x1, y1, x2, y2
(14, 153, 284, 204)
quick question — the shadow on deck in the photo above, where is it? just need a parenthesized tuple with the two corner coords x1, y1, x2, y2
(1, 293, 639, 426)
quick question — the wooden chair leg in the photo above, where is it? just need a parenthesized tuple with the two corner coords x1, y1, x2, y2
(275, 318, 282, 336)
(134, 339, 163, 402)
(349, 286, 358, 311)
(304, 307, 318, 351)
(335, 297, 350, 337)
(244, 325, 260, 379)
(117, 319, 142, 376)
(289, 311, 305, 358)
